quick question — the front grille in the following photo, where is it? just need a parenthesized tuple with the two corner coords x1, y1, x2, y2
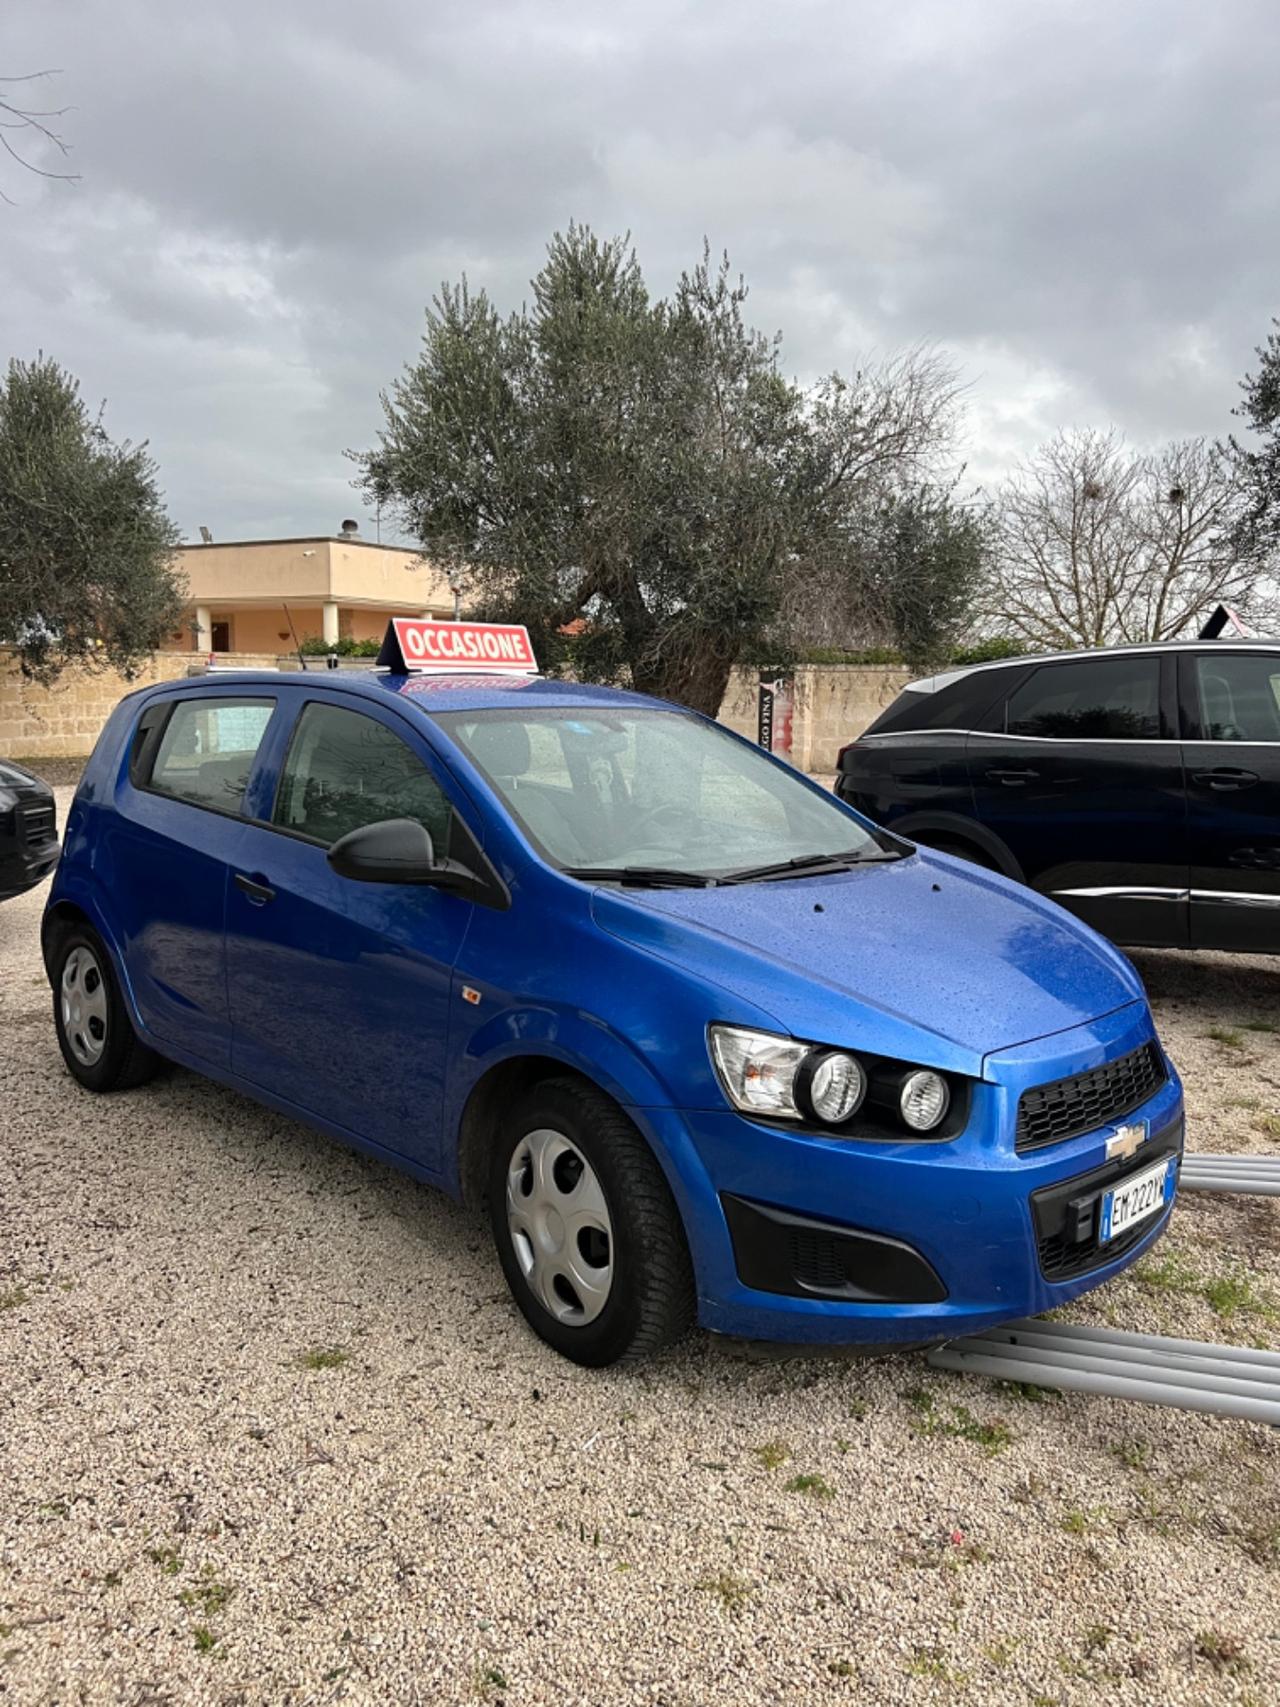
(1037, 1207, 1164, 1281)
(1030, 1125, 1182, 1283)
(1016, 1042, 1166, 1153)
(18, 801, 56, 845)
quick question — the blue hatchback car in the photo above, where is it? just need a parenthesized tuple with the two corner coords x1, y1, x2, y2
(44, 633, 1184, 1365)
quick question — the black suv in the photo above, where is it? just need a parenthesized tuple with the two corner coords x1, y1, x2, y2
(836, 641, 1280, 954)
(0, 760, 59, 902)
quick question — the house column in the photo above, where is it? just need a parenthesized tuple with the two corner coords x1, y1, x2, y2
(194, 605, 212, 651)
(322, 601, 340, 646)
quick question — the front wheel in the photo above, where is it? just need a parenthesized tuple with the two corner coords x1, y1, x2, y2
(51, 926, 161, 1092)
(490, 1077, 695, 1367)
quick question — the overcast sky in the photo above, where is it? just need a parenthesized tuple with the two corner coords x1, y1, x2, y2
(4, 0, 1277, 542)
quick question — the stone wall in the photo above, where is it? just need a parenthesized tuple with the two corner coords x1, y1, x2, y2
(717, 663, 913, 775)
(0, 649, 279, 760)
(1, 647, 914, 771)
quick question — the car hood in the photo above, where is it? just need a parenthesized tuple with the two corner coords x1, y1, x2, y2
(591, 850, 1146, 1078)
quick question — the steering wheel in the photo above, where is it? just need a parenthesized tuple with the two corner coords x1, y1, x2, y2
(627, 801, 699, 842)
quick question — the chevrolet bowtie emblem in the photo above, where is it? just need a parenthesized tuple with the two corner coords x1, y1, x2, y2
(1105, 1120, 1149, 1162)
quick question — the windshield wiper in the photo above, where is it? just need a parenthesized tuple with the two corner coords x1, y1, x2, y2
(720, 848, 902, 884)
(564, 865, 720, 889)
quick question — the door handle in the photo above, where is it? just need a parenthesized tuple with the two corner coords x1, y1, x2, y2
(1192, 768, 1260, 791)
(985, 768, 1040, 786)
(234, 872, 276, 905)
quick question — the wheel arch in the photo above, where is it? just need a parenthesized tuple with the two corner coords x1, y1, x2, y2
(891, 812, 1024, 881)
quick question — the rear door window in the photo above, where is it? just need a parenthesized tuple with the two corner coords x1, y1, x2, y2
(1192, 653, 1280, 742)
(1004, 657, 1161, 740)
(273, 701, 453, 848)
(147, 698, 275, 813)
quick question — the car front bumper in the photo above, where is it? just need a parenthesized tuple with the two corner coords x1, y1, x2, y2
(634, 1002, 1185, 1345)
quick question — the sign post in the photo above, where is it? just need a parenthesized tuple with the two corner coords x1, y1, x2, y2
(757, 670, 794, 757)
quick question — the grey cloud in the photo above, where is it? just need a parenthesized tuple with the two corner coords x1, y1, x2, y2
(3, 0, 1275, 538)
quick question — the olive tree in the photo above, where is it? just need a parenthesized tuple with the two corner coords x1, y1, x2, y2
(355, 227, 961, 714)
(0, 356, 184, 683)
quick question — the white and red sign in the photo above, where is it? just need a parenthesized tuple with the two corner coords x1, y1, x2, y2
(383, 618, 538, 674)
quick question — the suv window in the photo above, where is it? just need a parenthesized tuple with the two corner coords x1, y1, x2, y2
(274, 701, 453, 848)
(1193, 653, 1280, 743)
(147, 698, 275, 812)
(1004, 657, 1161, 740)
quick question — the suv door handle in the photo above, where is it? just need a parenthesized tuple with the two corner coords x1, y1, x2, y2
(985, 768, 1040, 786)
(234, 872, 276, 905)
(1192, 768, 1260, 791)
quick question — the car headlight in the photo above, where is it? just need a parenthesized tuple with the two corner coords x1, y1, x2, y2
(709, 1025, 956, 1135)
(797, 1049, 866, 1123)
(709, 1026, 811, 1118)
(898, 1069, 950, 1132)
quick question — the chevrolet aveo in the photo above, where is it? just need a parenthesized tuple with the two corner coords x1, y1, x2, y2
(44, 623, 1184, 1366)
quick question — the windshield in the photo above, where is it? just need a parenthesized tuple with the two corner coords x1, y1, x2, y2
(436, 707, 893, 880)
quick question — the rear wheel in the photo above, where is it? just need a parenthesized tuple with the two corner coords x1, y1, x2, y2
(51, 926, 160, 1092)
(490, 1076, 695, 1366)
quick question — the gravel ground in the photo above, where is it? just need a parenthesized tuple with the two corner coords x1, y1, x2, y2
(3, 792, 1279, 1706)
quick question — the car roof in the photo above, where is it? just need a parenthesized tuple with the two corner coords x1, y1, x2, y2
(145, 668, 676, 717)
(906, 636, 1279, 696)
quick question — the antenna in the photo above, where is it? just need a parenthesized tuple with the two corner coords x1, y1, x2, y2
(282, 603, 307, 670)
(198, 525, 213, 544)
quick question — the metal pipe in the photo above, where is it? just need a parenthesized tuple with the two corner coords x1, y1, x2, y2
(984, 1318, 1280, 1365)
(929, 1347, 1280, 1426)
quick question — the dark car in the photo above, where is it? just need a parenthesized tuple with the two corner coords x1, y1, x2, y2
(836, 639, 1280, 954)
(0, 759, 59, 902)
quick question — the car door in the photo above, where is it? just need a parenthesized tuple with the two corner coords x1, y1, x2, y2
(225, 693, 474, 1173)
(1180, 648, 1280, 953)
(107, 691, 278, 1065)
(970, 652, 1189, 947)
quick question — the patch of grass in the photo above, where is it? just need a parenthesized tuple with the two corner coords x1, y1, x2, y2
(982, 1638, 1021, 1666)
(1111, 1438, 1150, 1471)
(296, 1346, 349, 1370)
(752, 1439, 791, 1471)
(1242, 1018, 1278, 1034)
(192, 1626, 217, 1654)
(696, 1571, 752, 1614)
(827, 1658, 854, 1677)
(146, 1547, 182, 1576)
(904, 1389, 1014, 1455)
(907, 1648, 967, 1684)
(1135, 1251, 1199, 1295)
(1226, 1095, 1262, 1111)
(995, 1379, 1059, 1404)
(1061, 1506, 1106, 1537)
(471, 1664, 508, 1698)
(99, 1571, 123, 1589)
(1254, 1113, 1280, 1138)
(1204, 1272, 1273, 1319)
(0, 1286, 30, 1311)
(1083, 1623, 1112, 1655)
(1194, 1629, 1249, 1675)
(784, 1472, 834, 1500)
(179, 1566, 234, 1617)
(1206, 1026, 1245, 1049)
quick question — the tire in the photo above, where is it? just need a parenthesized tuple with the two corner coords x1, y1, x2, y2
(917, 835, 999, 872)
(489, 1076, 695, 1367)
(51, 925, 161, 1093)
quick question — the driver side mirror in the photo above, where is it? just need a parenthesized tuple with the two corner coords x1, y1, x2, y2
(326, 817, 476, 891)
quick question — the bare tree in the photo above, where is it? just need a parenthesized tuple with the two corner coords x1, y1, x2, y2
(0, 71, 77, 203)
(981, 428, 1271, 649)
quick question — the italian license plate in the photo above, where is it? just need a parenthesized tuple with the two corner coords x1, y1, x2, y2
(1100, 1157, 1174, 1244)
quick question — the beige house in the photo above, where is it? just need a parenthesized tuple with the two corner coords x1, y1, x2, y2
(166, 522, 459, 654)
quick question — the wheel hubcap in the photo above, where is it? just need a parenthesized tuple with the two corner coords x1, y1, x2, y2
(506, 1128, 614, 1325)
(60, 946, 108, 1066)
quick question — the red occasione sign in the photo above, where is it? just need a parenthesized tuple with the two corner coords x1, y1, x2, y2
(383, 618, 539, 674)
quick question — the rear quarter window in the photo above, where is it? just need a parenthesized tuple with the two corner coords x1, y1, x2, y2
(146, 697, 275, 813)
